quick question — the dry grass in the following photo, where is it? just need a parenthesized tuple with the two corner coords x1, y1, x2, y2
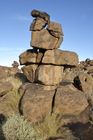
(2, 114, 36, 140)
(0, 76, 22, 116)
(34, 113, 65, 140)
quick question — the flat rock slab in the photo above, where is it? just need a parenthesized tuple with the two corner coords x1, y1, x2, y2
(42, 49, 79, 66)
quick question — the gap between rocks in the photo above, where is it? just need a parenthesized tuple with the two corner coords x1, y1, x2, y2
(51, 87, 58, 114)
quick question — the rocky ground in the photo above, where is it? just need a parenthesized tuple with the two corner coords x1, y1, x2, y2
(0, 59, 93, 140)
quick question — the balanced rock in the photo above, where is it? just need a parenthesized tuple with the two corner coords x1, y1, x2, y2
(31, 9, 50, 25)
(47, 21, 64, 38)
(36, 65, 63, 86)
(19, 49, 37, 64)
(42, 49, 79, 66)
(30, 17, 47, 31)
(31, 29, 61, 50)
(19, 49, 44, 65)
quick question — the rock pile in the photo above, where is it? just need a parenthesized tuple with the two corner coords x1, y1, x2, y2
(18, 10, 90, 123)
(19, 9, 79, 89)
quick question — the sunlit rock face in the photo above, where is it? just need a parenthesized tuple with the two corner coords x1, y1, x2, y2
(19, 10, 93, 126)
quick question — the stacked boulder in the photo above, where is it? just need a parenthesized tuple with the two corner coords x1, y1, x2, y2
(19, 10, 89, 123)
(19, 9, 79, 89)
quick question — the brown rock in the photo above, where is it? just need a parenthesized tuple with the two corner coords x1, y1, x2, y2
(19, 49, 43, 65)
(31, 9, 50, 25)
(0, 66, 21, 80)
(0, 82, 13, 97)
(47, 21, 64, 38)
(19, 49, 37, 65)
(12, 61, 19, 68)
(31, 29, 60, 50)
(36, 65, 63, 86)
(30, 17, 47, 31)
(22, 64, 38, 82)
(19, 83, 55, 123)
(54, 84, 88, 115)
(74, 72, 93, 104)
(42, 49, 79, 66)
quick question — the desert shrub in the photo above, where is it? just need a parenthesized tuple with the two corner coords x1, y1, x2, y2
(2, 114, 36, 140)
(0, 76, 22, 116)
(34, 113, 64, 140)
(4, 76, 22, 90)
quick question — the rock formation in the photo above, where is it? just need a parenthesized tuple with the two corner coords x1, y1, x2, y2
(19, 9, 79, 87)
(19, 10, 93, 124)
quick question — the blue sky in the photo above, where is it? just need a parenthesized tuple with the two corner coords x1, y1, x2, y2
(0, 0, 93, 66)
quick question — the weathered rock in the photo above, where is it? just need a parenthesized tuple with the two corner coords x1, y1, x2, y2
(19, 49, 37, 65)
(12, 61, 19, 68)
(0, 66, 21, 80)
(0, 82, 13, 97)
(53, 84, 88, 115)
(19, 49, 43, 65)
(19, 83, 55, 122)
(42, 49, 79, 66)
(36, 65, 63, 86)
(31, 9, 50, 25)
(22, 65, 38, 82)
(31, 29, 60, 50)
(74, 73, 93, 104)
(30, 17, 47, 31)
(47, 21, 64, 38)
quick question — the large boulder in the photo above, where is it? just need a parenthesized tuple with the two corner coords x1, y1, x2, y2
(19, 83, 55, 123)
(36, 65, 63, 86)
(19, 83, 89, 123)
(42, 49, 79, 66)
(53, 84, 88, 115)
(31, 29, 61, 50)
